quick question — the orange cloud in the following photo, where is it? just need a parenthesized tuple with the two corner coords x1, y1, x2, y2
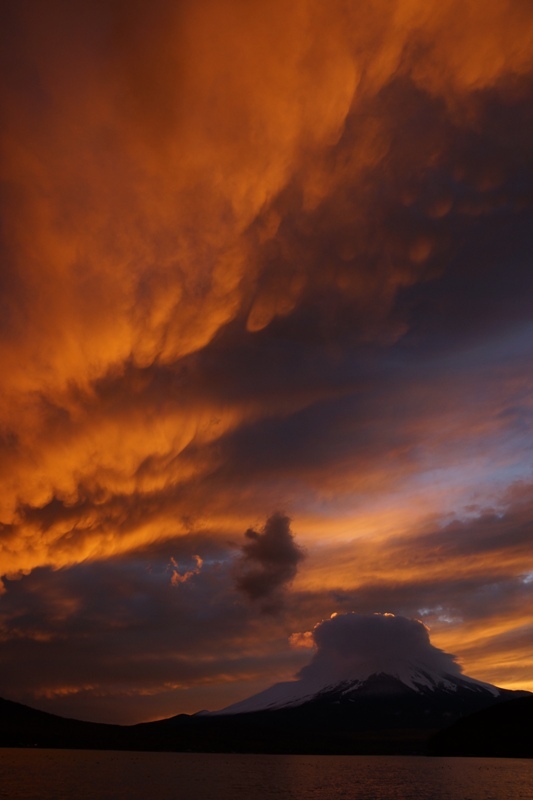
(170, 555, 203, 586)
(1, 0, 533, 718)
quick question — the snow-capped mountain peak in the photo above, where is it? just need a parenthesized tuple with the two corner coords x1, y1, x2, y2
(213, 658, 501, 715)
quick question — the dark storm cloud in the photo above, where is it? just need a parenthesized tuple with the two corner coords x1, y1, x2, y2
(235, 514, 305, 610)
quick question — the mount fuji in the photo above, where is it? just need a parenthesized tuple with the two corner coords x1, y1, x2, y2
(212, 612, 522, 723)
(214, 657, 503, 715)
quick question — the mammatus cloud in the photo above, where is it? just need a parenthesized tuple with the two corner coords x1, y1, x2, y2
(235, 513, 305, 610)
(0, 0, 532, 722)
(0, 0, 532, 576)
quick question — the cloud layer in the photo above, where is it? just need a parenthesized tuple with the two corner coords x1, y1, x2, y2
(0, 0, 532, 721)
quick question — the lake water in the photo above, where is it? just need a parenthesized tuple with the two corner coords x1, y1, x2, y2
(0, 750, 532, 800)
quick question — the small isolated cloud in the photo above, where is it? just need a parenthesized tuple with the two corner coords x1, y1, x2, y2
(170, 555, 203, 586)
(289, 630, 315, 649)
(235, 513, 305, 611)
(297, 612, 462, 685)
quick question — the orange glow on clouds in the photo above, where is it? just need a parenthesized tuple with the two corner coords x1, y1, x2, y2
(0, 0, 532, 721)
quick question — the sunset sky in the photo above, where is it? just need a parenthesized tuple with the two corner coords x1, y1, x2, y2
(1, 0, 533, 725)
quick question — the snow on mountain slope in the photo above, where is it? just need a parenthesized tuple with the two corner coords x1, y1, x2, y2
(212, 612, 503, 715)
(214, 662, 501, 714)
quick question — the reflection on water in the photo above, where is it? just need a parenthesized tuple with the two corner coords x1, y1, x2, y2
(0, 749, 532, 800)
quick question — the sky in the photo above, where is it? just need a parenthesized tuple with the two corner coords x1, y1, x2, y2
(0, 0, 532, 725)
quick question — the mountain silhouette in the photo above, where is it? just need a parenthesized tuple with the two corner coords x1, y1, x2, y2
(2, 674, 528, 755)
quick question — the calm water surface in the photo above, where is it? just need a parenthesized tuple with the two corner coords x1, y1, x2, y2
(0, 750, 532, 800)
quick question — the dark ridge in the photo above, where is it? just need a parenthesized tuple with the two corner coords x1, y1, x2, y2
(2, 678, 530, 755)
(429, 695, 533, 758)
(0, 696, 131, 751)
